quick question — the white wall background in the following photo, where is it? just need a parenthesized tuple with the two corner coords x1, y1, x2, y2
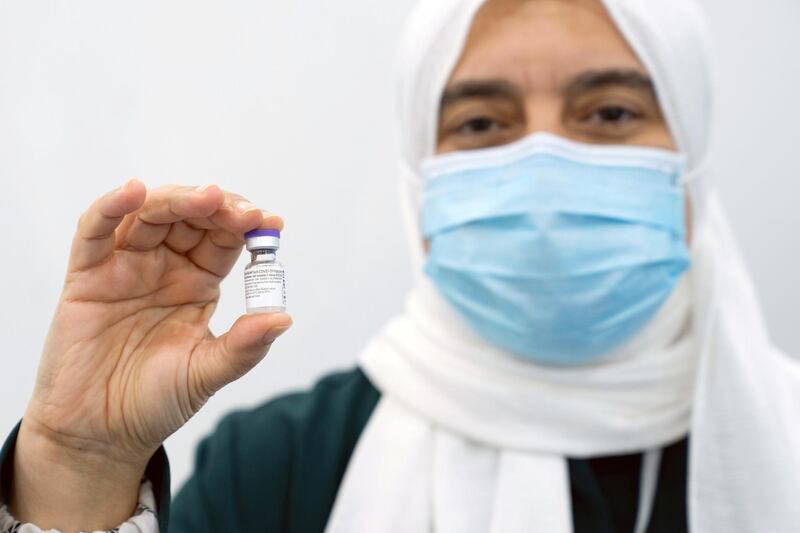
(0, 0, 797, 494)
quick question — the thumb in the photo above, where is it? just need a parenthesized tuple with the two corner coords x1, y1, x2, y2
(191, 312, 292, 397)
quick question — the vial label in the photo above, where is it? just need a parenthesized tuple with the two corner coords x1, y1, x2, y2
(245, 263, 286, 312)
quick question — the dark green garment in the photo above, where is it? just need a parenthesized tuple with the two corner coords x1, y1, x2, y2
(0, 367, 689, 533)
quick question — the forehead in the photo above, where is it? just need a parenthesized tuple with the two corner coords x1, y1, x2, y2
(449, 0, 646, 88)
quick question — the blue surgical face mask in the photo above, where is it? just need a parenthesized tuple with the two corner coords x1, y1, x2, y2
(420, 132, 690, 365)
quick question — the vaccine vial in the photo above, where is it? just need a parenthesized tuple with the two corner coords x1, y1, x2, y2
(244, 229, 286, 314)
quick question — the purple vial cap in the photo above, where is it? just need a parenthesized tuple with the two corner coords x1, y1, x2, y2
(245, 228, 280, 239)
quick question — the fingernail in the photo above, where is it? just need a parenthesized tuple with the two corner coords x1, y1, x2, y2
(196, 184, 214, 193)
(236, 201, 259, 214)
(115, 179, 133, 194)
(263, 325, 290, 345)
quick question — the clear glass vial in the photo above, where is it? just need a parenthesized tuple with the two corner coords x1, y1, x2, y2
(244, 229, 286, 314)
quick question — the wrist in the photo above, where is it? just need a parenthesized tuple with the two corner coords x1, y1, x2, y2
(7, 417, 151, 532)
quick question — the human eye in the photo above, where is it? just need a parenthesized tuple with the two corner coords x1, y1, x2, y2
(455, 115, 505, 136)
(587, 104, 641, 125)
(437, 100, 523, 151)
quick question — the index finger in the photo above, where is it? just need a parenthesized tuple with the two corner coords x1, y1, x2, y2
(122, 185, 268, 251)
(185, 210, 285, 278)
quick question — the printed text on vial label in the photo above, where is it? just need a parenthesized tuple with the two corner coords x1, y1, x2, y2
(245, 265, 286, 308)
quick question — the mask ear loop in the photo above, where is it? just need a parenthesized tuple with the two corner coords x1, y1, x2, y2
(679, 157, 712, 250)
(679, 158, 708, 186)
(398, 162, 427, 277)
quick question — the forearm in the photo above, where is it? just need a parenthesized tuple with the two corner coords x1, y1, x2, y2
(7, 418, 149, 533)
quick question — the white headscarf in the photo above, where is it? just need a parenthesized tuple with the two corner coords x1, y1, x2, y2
(325, 0, 800, 532)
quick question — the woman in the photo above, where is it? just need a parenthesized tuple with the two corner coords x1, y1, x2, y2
(2, 0, 798, 532)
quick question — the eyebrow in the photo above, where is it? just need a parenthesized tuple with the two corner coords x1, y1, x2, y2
(440, 69, 656, 109)
(561, 69, 656, 98)
(440, 79, 522, 109)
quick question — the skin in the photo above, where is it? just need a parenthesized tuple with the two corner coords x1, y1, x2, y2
(10, 0, 689, 530)
(426, 0, 692, 250)
(438, 0, 675, 152)
(9, 182, 292, 530)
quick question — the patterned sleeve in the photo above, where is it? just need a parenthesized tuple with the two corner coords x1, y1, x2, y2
(0, 479, 158, 533)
